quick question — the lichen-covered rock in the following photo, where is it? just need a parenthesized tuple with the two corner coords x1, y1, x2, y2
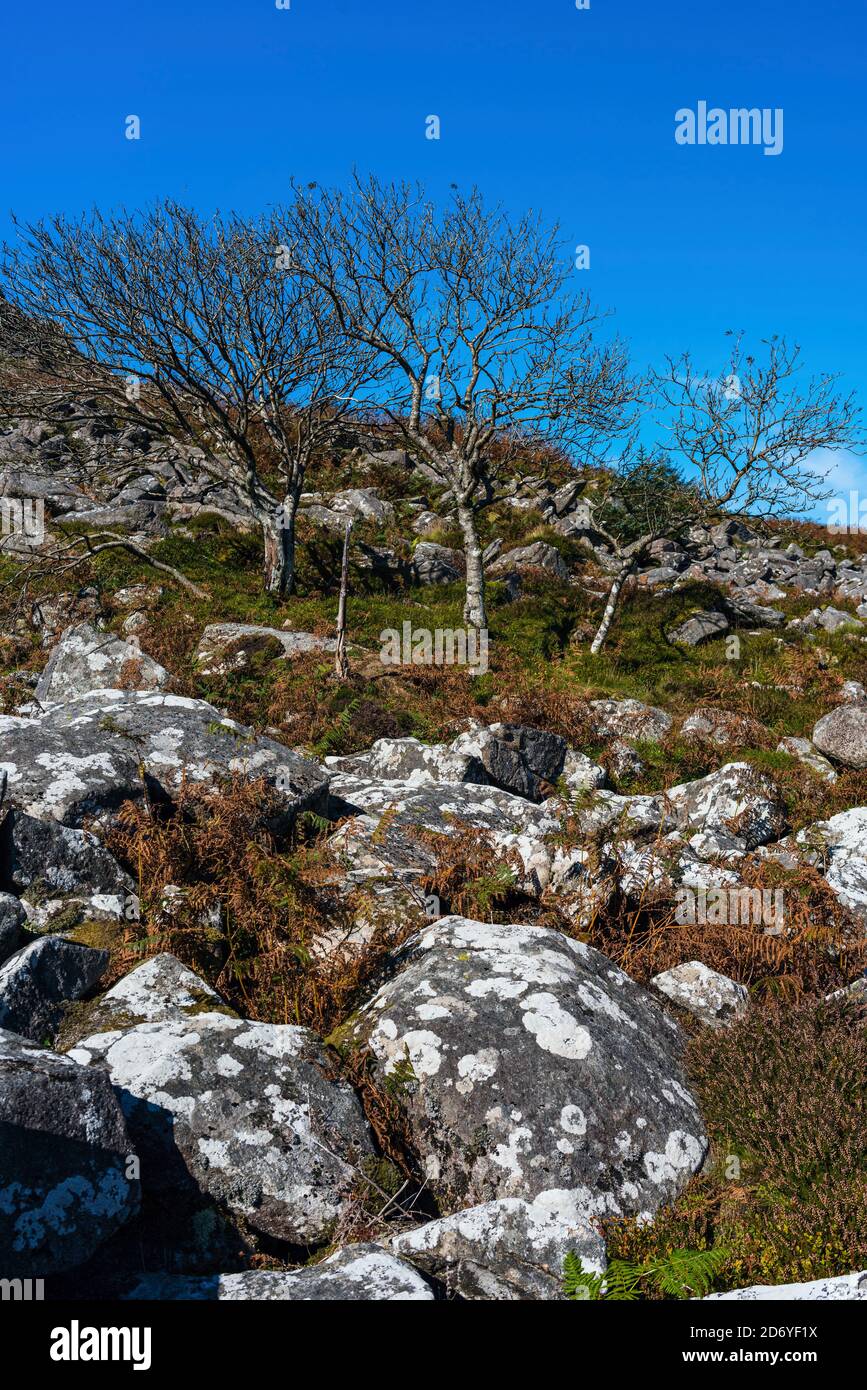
(0, 707, 144, 824)
(667, 610, 730, 647)
(783, 807, 867, 922)
(0, 893, 26, 964)
(588, 698, 672, 744)
(69, 1012, 375, 1244)
(776, 737, 837, 782)
(193, 623, 336, 676)
(704, 1271, 867, 1301)
(680, 708, 766, 751)
(391, 1192, 606, 1300)
(651, 962, 748, 1028)
(561, 749, 608, 794)
(449, 723, 567, 802)
(328, 723, 567, 804)
(812, 704, 867, 769)
(326, 736, 478, 787)
(122, 1244, 434, 1300)
(345, 916, 706, 1218)
(0, 1027, 139, 1275)
(34, 622, 170, 702)
(412, 542, 463, 585)
(0, 935, 109, 1042)
(0, 690, 329, 827)
(327, 777, 563, 893)
(665, 763, 786, 850)
(59, 954, 232, 1048)
(2, 808, 134, 897)
(489, 541, 570, 583)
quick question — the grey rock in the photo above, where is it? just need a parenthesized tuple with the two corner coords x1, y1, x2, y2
(784, 807, 867, 923)
(0, 935, 109, 1042)
(561, 749, 608, 794)
(489, 541, 570, 583)
(588, 698, 672, 744)
(411, 542, 463, 585)
(326, 776, 564, 893)
(122, 1244, 434, 1300)
(776, 737, 837, 782)
(813, 705, 867, 768)
(390, 1193, 605, 1300)
(651, 962, 748, 1028)
(705, 1271, 867, 1301)
(667, 610, 730, 647)
(680, 708, 765, 750)
(59, 953, 231, 1047)
(450, 722, 567, 802)
(2, 808, 134, 896)
(35, 620, 169, 704)
(0, 893, 26, 964)
(0, 690, 329, 827)
(0, 1028, 139, 1275)
(69, 1012, 375, 1244)
(194, 623, 335, 676)
(666, 763, 786, 850)
(346, 915, 706, 1217)
(725, 598, 785, 629)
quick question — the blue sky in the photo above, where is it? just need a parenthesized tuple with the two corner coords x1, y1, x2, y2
(1, 0, 865, 515)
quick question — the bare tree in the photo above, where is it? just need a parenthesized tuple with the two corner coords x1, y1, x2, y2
(586, 447, 698, 654)
(283, 175, 636, 630)
(334, 518, 352, 680)
(587, 335, 862, 653)
(0, 201, 373, 595)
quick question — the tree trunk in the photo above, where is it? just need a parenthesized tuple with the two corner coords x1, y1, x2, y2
(262, 487, 301, 597)
(334, 519, 352, 680)
(456, 500, 487, 630)
(590, 557, 634, 654)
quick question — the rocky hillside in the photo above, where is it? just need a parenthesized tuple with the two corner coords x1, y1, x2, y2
(2, 363, 867, 1302)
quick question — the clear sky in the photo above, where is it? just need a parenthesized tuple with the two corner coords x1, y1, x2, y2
(1, 0, 865, 512)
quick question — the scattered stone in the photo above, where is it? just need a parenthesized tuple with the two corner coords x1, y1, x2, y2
(489, 542, 570, 583)
(705, 1271, 867, 1301)
(69, 1012, 375, 1244)
(667, 610, 730, 647)
(122, 1244, 434, 1300)
(812, 704, 867, 769)
(666, 763, 787, 850)
(588, 698, 672, 744)
(837, 679, 867, 704)
(345, 915, 706, 1217)
(390, 1193, 605, 1300)
(34, 622, 170, 703)
(0, 1027, 139, 1275)
(776, 737, 837, 782)
(0, 935, 109, 1043)
(194, 623, 335, 676)
(651, 962, 748, 1028)
(681, 708, 766, 751)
